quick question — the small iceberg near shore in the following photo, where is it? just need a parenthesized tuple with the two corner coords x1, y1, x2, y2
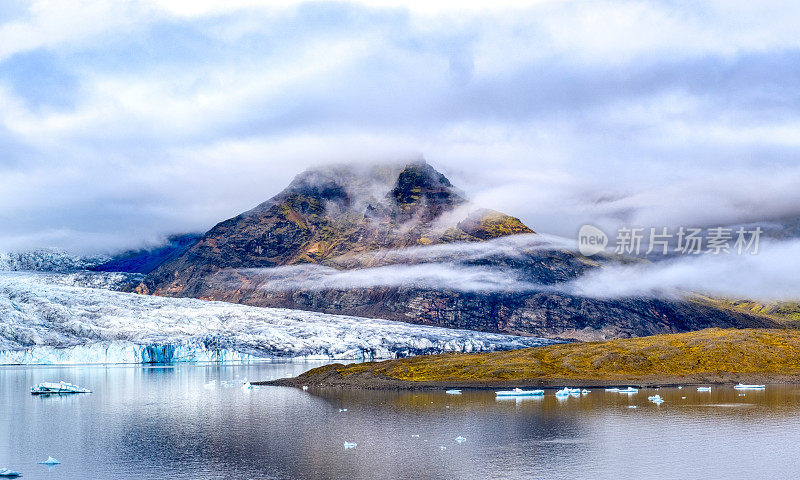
(0, 468, 22, 478)
(496, 388, 544, 397)
(555, 387, 571, 397)
(581, 389, 590, 395)
(697, 387, 711, 392)
(38, 457, 60, 466)
(617, 387, 638, 394)
(605, 388, 620, 392)
(734, 384, 765, 390)
(455, 436, 466, 444)
(445, 389, 462, 395)
(343, 442, 357, 449)
(648, 395, 664, 404)
(30, 381, 91, 395)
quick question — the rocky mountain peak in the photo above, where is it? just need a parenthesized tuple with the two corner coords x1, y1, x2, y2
(143, 159, 534, 294)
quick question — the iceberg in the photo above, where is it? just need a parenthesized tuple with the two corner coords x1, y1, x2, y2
(581, 389, 590, 395)
(496, 388, 544, 397)
(31, 381, 91, 395)
(0, 271, 559, 365)
(617, 387, 638, 394)
(554, 387, 571, 397)
(697, 387, 712, 392)
(455, 436, 466, 444)
(38, 457, 60, 466)
(445, 389, 462, 395)
(733, 384, 765, 390)
(0, 468, 22, 478)
(343, 442, 357, 449)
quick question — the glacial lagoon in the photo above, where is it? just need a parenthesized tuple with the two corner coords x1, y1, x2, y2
(3, 362, 800, 479)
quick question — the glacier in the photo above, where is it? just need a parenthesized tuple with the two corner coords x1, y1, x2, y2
(0, 271, 557, 364)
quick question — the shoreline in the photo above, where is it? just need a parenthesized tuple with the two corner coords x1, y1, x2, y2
(257, 328, 800, 390)
(259, 364, 800, 391)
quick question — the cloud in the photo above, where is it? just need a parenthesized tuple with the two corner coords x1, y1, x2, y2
(567, 239, 800, 301)
(222, 236, 800, 302)
(1, 1, 800, 252)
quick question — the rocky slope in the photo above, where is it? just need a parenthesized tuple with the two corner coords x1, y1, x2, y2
(143, 161, 531, 297)
(139, 161, 777, 341)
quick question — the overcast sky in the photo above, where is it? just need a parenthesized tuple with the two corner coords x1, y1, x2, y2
(2, 0, 800, 253)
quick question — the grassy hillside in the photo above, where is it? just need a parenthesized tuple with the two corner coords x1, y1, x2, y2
(277, 328, 800, 388)
(693, 296, 800, 325)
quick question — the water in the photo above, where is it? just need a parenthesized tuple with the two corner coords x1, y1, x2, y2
(3, 363, 800, 479)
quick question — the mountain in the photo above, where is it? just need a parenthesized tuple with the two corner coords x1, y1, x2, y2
(93, 233, 201, 274)
(0, 249, 108, 272)
(139, 160, 777, 341)
(142, 161, 532, 297)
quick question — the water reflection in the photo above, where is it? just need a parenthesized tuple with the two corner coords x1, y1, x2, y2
(3, 364, 800, 479)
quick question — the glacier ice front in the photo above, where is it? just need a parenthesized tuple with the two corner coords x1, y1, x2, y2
(0, 271, 559, 365)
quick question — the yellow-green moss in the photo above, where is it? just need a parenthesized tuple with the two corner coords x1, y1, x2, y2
(330, 328, 800, 382)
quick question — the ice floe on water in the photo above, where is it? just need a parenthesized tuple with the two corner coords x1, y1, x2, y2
(0, 271, 557, 364)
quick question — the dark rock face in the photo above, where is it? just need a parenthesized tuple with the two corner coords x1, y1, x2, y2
(143, 161, 531, 297)
(139, 160, 777, 341)
(174, 261, 777, 342)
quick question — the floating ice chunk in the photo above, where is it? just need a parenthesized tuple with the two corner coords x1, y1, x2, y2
(681, 396, 686, 399)
(734, 384, 765, 390)
(31, 381, 91, 395)
(0, 468, 22, 477)
(343, 442, 357, 449)
(678, 386, 683, 390)
(697, 387, 711, 392)
(581, 389, 590, 395)
(440, 446, 446, 451)
(496, 388, 543, 397)
(617, 387, 638, 394)
(628, 405, 637, 409)
(554, 388, 571, 397)
(338, 408, 348, 412)
(445, 389, 461, 395)
(411, 434, 420, 438)
(455, 436, 466, 444)
(605, 388, 619, 392)
(38, 457, 60, 465)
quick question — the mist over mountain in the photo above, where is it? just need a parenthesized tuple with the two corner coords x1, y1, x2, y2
(129, 161, 777, 341)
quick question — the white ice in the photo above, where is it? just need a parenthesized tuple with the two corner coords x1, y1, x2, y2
(0, 271, 556, 364)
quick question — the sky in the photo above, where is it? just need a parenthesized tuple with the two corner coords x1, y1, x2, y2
(2, 0, 800, 253)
